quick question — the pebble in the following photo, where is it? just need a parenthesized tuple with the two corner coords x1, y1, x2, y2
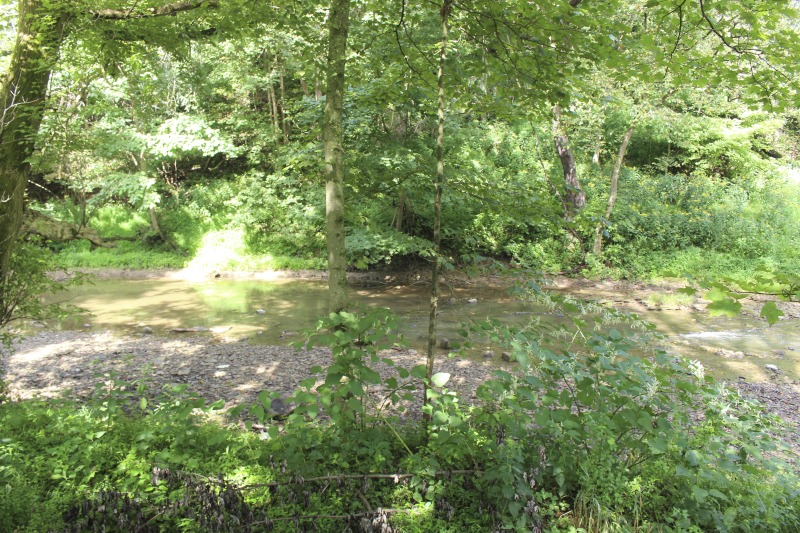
(3, 330, 798, 463)
(256, 309, 266, 314)
(142, 326, 154, 335)
(765, 364, 780, 373)
(467, 298, 478, 304)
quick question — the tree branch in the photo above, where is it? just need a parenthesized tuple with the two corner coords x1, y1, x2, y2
(90, 0, 219, 20)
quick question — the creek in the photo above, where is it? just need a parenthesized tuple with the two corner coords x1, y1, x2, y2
(46, 277, 800, 384)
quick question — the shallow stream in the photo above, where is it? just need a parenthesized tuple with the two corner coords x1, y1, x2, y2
(45, 278, 800, 383)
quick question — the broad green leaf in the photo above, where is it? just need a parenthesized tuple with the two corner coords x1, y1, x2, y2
(431, 372, 451, 387)
(706, 298, 742, 318)
(410, 365, 428, 380)
(648, 436, 668, 454)
(760, 301, 784, 325)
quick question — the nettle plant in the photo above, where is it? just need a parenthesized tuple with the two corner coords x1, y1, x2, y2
(287, 308, 419, 428)
(456, 284, 798, 531)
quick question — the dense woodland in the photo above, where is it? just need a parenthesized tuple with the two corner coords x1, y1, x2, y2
(2, 0, 800, 531)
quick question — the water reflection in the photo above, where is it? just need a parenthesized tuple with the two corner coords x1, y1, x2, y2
(48, 278, 800, 382)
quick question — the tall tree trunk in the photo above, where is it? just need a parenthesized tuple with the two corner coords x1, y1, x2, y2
(0, 0, 67, 281)
(323, 0, 351, 314)
(553, 105, 585, 220)
(278, 63, 289, 143)
(593, 124, 635, 255)
(425, 0, 451, 423)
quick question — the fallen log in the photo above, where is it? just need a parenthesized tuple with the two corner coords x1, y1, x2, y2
(22, 210, 115, 248)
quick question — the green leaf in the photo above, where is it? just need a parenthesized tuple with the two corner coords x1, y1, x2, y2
(431, 372, 451, 387)
(648, 436, 668, 454)
(691, 486, 709, 503)
(410, 365, 428, 380)
(760, 301, 784, 325)
(139, 397, 147, 410)
(706, 297, 742, 318)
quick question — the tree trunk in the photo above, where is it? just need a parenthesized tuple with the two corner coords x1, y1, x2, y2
(22, 210, 112, 248)
(392, 188, 408, 231)
(0, 0, 68, 281)
(553, 105, 585, 220)
(593, 124, 635, 255)
(425, 0, 451, 423)
(323, 0, 351, 314)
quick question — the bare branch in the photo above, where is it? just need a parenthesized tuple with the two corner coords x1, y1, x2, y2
(90, 0, 219, 20)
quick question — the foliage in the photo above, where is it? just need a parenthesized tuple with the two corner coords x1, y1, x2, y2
(0, 239, 83, 347)
(457, 286, 800, 531)
(4, 297, 798, 531)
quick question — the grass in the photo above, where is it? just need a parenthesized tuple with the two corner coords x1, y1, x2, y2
(643, 291, 696, 309)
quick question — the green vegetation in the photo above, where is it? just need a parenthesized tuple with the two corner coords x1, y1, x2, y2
(2, 302, 798, 532)
(2, 1, 800, 532)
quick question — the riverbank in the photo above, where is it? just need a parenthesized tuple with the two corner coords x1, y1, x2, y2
(3, 328, 799, 459)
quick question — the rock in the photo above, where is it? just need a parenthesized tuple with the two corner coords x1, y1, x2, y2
(256, 309, 266, 315)
(765, 364, 780, 373)
(83, 324, 92, 328)
(175, 368, 191, 376)
(501, 352, 512, 362)
(775, 350, 786, 357)
(216, 364, 230, 369)
(269, 397, 296, 419)
(483, 351, 494, 359)
(438, 338, 451, 350)
(467, 298, 478, 304)
(142, 326, 154, 335)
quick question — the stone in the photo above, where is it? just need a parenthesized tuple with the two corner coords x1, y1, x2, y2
(256, 309, 266, 314)
(483, 351, 494, 359)
(765, 364, 780, 373)
(501, 352, 512, 362)
(175, 368, 191, 376)
(142, 326, 154, 335)
(438, 338, 451, 350)
(467, 298, 478, 304)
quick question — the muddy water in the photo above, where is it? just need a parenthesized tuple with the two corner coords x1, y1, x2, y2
(47, 278, 800, 383)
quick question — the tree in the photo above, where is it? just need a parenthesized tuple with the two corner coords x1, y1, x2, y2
(0, 0, 219, 283)
(424, 0, 451, 424)
(323, 0, 351, 313)
(0, 0, 68, 283)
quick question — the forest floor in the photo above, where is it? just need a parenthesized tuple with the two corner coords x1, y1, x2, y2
(4, 267, 800, 459)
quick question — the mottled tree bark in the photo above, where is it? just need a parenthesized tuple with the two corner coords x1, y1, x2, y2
(553, 105, 585, 220)
(0, 0, 68, 281)
(424, 0, 451, 423)
(593, 124, 635, 255)
(323, 0, 351, 314)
